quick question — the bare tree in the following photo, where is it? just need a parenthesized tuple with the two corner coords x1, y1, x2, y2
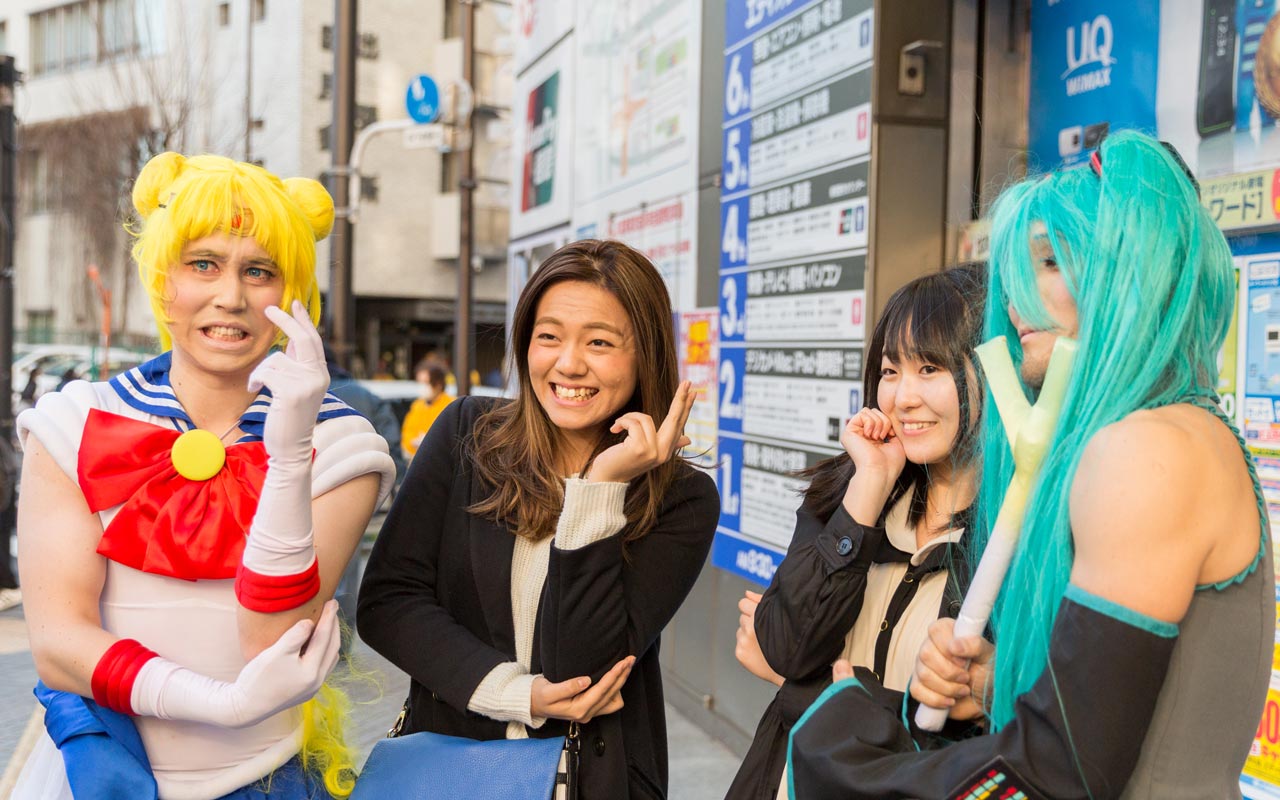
(19, 0, 218, 345)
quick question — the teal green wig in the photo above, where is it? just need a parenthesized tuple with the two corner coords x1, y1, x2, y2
(975, 131, 1237, 729)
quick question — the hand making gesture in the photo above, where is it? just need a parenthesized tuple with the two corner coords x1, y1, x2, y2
(586, 381, 695, 484)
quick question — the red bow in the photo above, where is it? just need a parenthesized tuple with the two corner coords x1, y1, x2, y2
(78, 408, 269, 581)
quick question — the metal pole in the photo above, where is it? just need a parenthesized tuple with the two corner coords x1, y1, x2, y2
(328, 0, 357, 368)
(244, 0, 254, 161)
(0, 57, 18, 441)
(455, 0, 476, 396)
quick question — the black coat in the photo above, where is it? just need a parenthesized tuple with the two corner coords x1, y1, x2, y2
(724, 499, 975, 800)
(357, 397, 719, 800)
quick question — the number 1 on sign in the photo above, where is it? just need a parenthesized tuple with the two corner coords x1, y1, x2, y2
(719, 454, 740, 515)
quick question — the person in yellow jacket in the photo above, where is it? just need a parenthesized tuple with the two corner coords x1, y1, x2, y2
(401, 361, 454, 460)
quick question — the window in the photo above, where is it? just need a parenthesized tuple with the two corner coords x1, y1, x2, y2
(443, 0, 460, 38)
(320, 25, 379, 59)
(20, 149, 50, 214)
(0, 21, 8, 55)
(64, 3, 92, 68)
(29, 0, 156, 75)
(218, 2, 229, 26)
(26, 311, 54, 345)
(99, 0, 137, 59)
(317, 105, 378, 151)
(360, 176, 379, 202)
(440, 152, 459, 194)
(319, 72, 331, 100)
(251, 0, 265, 22)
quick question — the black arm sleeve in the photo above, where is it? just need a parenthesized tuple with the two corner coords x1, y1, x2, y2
(537, 468, 719, 682)
(789, 593, 1178, 800)
(356, 398, 511, 711)
(754, 500, 887, 681)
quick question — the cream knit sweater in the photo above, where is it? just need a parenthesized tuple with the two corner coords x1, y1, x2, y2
(466, 477, 629, 739)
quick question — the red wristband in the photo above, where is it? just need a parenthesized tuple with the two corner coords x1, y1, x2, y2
(91, 639, 158, 715)
(235, 558, 321, 612)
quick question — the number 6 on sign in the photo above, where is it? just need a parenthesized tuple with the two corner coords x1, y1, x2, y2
(725, 53, 751, 117)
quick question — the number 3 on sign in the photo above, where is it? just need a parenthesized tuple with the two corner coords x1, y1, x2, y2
(721, 275, 745, 340)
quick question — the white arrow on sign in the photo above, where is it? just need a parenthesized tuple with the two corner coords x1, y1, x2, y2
(403, 124, 445, 150)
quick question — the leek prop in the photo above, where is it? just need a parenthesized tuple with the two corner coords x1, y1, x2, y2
(914, 335, 1077, 731)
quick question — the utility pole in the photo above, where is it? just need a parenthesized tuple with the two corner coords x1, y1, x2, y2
(328, 0, 358, 368)
(244, 0, 254, 162)
(0, 57, 19, 441)
(455, 0, 477, 396)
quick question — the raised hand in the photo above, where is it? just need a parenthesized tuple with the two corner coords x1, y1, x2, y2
(247, 301, 329, 464)
(585, 381, 695, 484)
(530, 655, 636, 723)
(840, 407, 907, 481)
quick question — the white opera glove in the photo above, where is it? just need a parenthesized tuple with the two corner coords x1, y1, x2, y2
(247, 302, 330, 467)
(131, 600, 342, 728)
(239, 302, 329, 610)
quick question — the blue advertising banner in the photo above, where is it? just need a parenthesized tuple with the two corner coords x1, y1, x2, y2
(1028, 0, 1160, 170)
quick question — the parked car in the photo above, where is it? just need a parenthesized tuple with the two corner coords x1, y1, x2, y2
(13, 345, 155, 405)
(355, 379, 506, 427)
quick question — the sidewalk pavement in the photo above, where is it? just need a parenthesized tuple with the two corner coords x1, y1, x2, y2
(0, 602, 740, 799)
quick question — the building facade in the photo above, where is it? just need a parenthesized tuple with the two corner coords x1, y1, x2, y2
(3, 0, 512, 376)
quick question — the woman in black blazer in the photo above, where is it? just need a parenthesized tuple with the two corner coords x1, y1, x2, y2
(357, 239, 719, 799)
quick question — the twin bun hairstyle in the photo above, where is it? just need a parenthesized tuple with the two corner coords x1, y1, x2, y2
(129, 152, 334, 350)
(131, 152, 335, 240)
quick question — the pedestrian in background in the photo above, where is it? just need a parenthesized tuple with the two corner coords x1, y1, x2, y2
(399, 360, 453, 461)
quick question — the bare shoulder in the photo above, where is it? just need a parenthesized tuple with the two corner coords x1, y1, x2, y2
(1072, 408, 1204, 507)
(1068, 405, 1243, 623)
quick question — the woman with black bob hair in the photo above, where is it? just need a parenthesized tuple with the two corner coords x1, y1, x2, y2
(727, 264, 986, 800)
(358, 239, 720, 799)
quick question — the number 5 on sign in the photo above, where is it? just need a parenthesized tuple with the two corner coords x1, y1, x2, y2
(723, 124, 750, 192)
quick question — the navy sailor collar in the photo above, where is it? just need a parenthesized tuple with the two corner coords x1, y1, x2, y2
(109, 351, 359, 442)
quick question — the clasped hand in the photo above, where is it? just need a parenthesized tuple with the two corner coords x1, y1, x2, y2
(585, 381, 695, 484)
(530, 656, 636, 724)
(907, 617, 993, 721)
(247, 301, 330, 464)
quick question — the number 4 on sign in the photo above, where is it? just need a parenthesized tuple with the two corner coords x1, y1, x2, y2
(722, 205, 747, 264)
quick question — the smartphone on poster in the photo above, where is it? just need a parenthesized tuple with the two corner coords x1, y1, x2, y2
(1199, 1, 1236, 135)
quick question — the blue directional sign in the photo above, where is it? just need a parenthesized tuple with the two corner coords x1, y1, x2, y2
(405, 74, 441, 124)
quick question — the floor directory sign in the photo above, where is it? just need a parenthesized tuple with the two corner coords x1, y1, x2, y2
(713, 0, 873, 586)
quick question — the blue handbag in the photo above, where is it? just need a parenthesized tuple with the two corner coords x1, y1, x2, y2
(350, 703, 579, 800)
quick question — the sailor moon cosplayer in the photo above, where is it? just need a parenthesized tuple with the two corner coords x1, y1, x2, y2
(786, 132, 1272, 799)
(11, 153, 395, 799)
